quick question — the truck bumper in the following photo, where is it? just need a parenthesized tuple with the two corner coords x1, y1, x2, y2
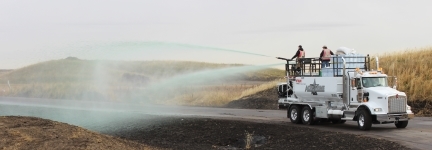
(376, 113, 413, 122)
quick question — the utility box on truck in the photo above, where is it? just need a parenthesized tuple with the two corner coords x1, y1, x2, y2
(275, 54, 414, 130)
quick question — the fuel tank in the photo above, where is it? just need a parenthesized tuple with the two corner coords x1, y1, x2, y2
(293, 77, 343, 103)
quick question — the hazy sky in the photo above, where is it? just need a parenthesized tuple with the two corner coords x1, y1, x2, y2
(1, 0, 431, 69)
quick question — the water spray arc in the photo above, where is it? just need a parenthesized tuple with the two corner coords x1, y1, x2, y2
(128, 63, 283, 103)
(81, 41, 272, 58)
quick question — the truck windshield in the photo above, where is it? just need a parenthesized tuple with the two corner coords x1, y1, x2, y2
(362, 77, 388, 88)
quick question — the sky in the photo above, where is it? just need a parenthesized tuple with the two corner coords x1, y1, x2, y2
(1, 0, 431, 69)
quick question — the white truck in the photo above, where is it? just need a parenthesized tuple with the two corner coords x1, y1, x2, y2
(276, 54, 414, 130)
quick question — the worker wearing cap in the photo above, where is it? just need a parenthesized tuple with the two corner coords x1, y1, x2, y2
(320, 45, 334, 68)
(291, 45, 305, 73)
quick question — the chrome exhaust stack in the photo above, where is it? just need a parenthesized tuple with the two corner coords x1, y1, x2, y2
(342, 57, 349, 110)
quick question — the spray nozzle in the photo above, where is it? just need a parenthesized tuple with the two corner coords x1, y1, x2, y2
(276, 57, 292, 61)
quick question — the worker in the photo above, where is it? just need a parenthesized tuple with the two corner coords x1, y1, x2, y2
(320, 45, 334, 68)
(291, 45, 305, 73)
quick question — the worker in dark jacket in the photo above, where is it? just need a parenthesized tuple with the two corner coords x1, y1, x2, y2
(291, 45, 305, 60)
(291, 45, 305, 73)
(319, 45, 334, 68)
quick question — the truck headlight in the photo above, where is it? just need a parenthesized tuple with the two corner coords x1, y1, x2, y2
(374, 108, 382, 112)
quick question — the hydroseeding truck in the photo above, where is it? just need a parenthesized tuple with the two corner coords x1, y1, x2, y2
(275, 54, 414, 130)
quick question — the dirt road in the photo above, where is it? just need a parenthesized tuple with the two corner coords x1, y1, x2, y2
(0, 97, 430, 149)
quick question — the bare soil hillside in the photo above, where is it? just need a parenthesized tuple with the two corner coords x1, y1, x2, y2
(0, 116, 153, 150)
(224, 87, 279, 109)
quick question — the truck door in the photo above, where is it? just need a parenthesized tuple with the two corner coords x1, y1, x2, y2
(356, 78, 363, 102)
(349, 78, 362, 104)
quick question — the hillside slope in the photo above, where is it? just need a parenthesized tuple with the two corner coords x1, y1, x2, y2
(224, 87, 278, 109)
(0, 58, 284, 106)
(0, 58, 283, 84)
(0, 116, 152, 150)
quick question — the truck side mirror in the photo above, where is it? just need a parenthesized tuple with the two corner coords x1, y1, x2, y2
(356, 78, 362, 89)
(351, 79, 355, 89)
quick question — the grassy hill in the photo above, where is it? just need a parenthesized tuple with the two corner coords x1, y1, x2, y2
(0, 58, 284, 106)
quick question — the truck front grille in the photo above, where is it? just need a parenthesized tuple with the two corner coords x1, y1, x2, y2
(388, 96, 407, 113)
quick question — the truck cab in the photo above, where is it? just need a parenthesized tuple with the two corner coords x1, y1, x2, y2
(276, 54, 414, 130)
(347, 69, 414, 129)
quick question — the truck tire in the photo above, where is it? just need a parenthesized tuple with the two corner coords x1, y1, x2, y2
(301, 106, 315, 125)
(289, 105, 302, 124)
(357, 109, 372, 130)
(395, 121, 408, 128)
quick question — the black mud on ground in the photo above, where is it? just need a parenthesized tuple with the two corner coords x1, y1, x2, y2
(109, 117, 410, 150)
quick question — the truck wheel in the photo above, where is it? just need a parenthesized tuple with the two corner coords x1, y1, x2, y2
(289, 105, 302, 124)
(357, 109, 372, 130)
(301, 106, 314, 125)
(395, 121, 408, 128)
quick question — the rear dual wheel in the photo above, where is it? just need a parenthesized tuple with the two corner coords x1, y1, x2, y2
(289, 105, 316, 125)
(301, 106, 315, 125)
(289, 105, 302, 124)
